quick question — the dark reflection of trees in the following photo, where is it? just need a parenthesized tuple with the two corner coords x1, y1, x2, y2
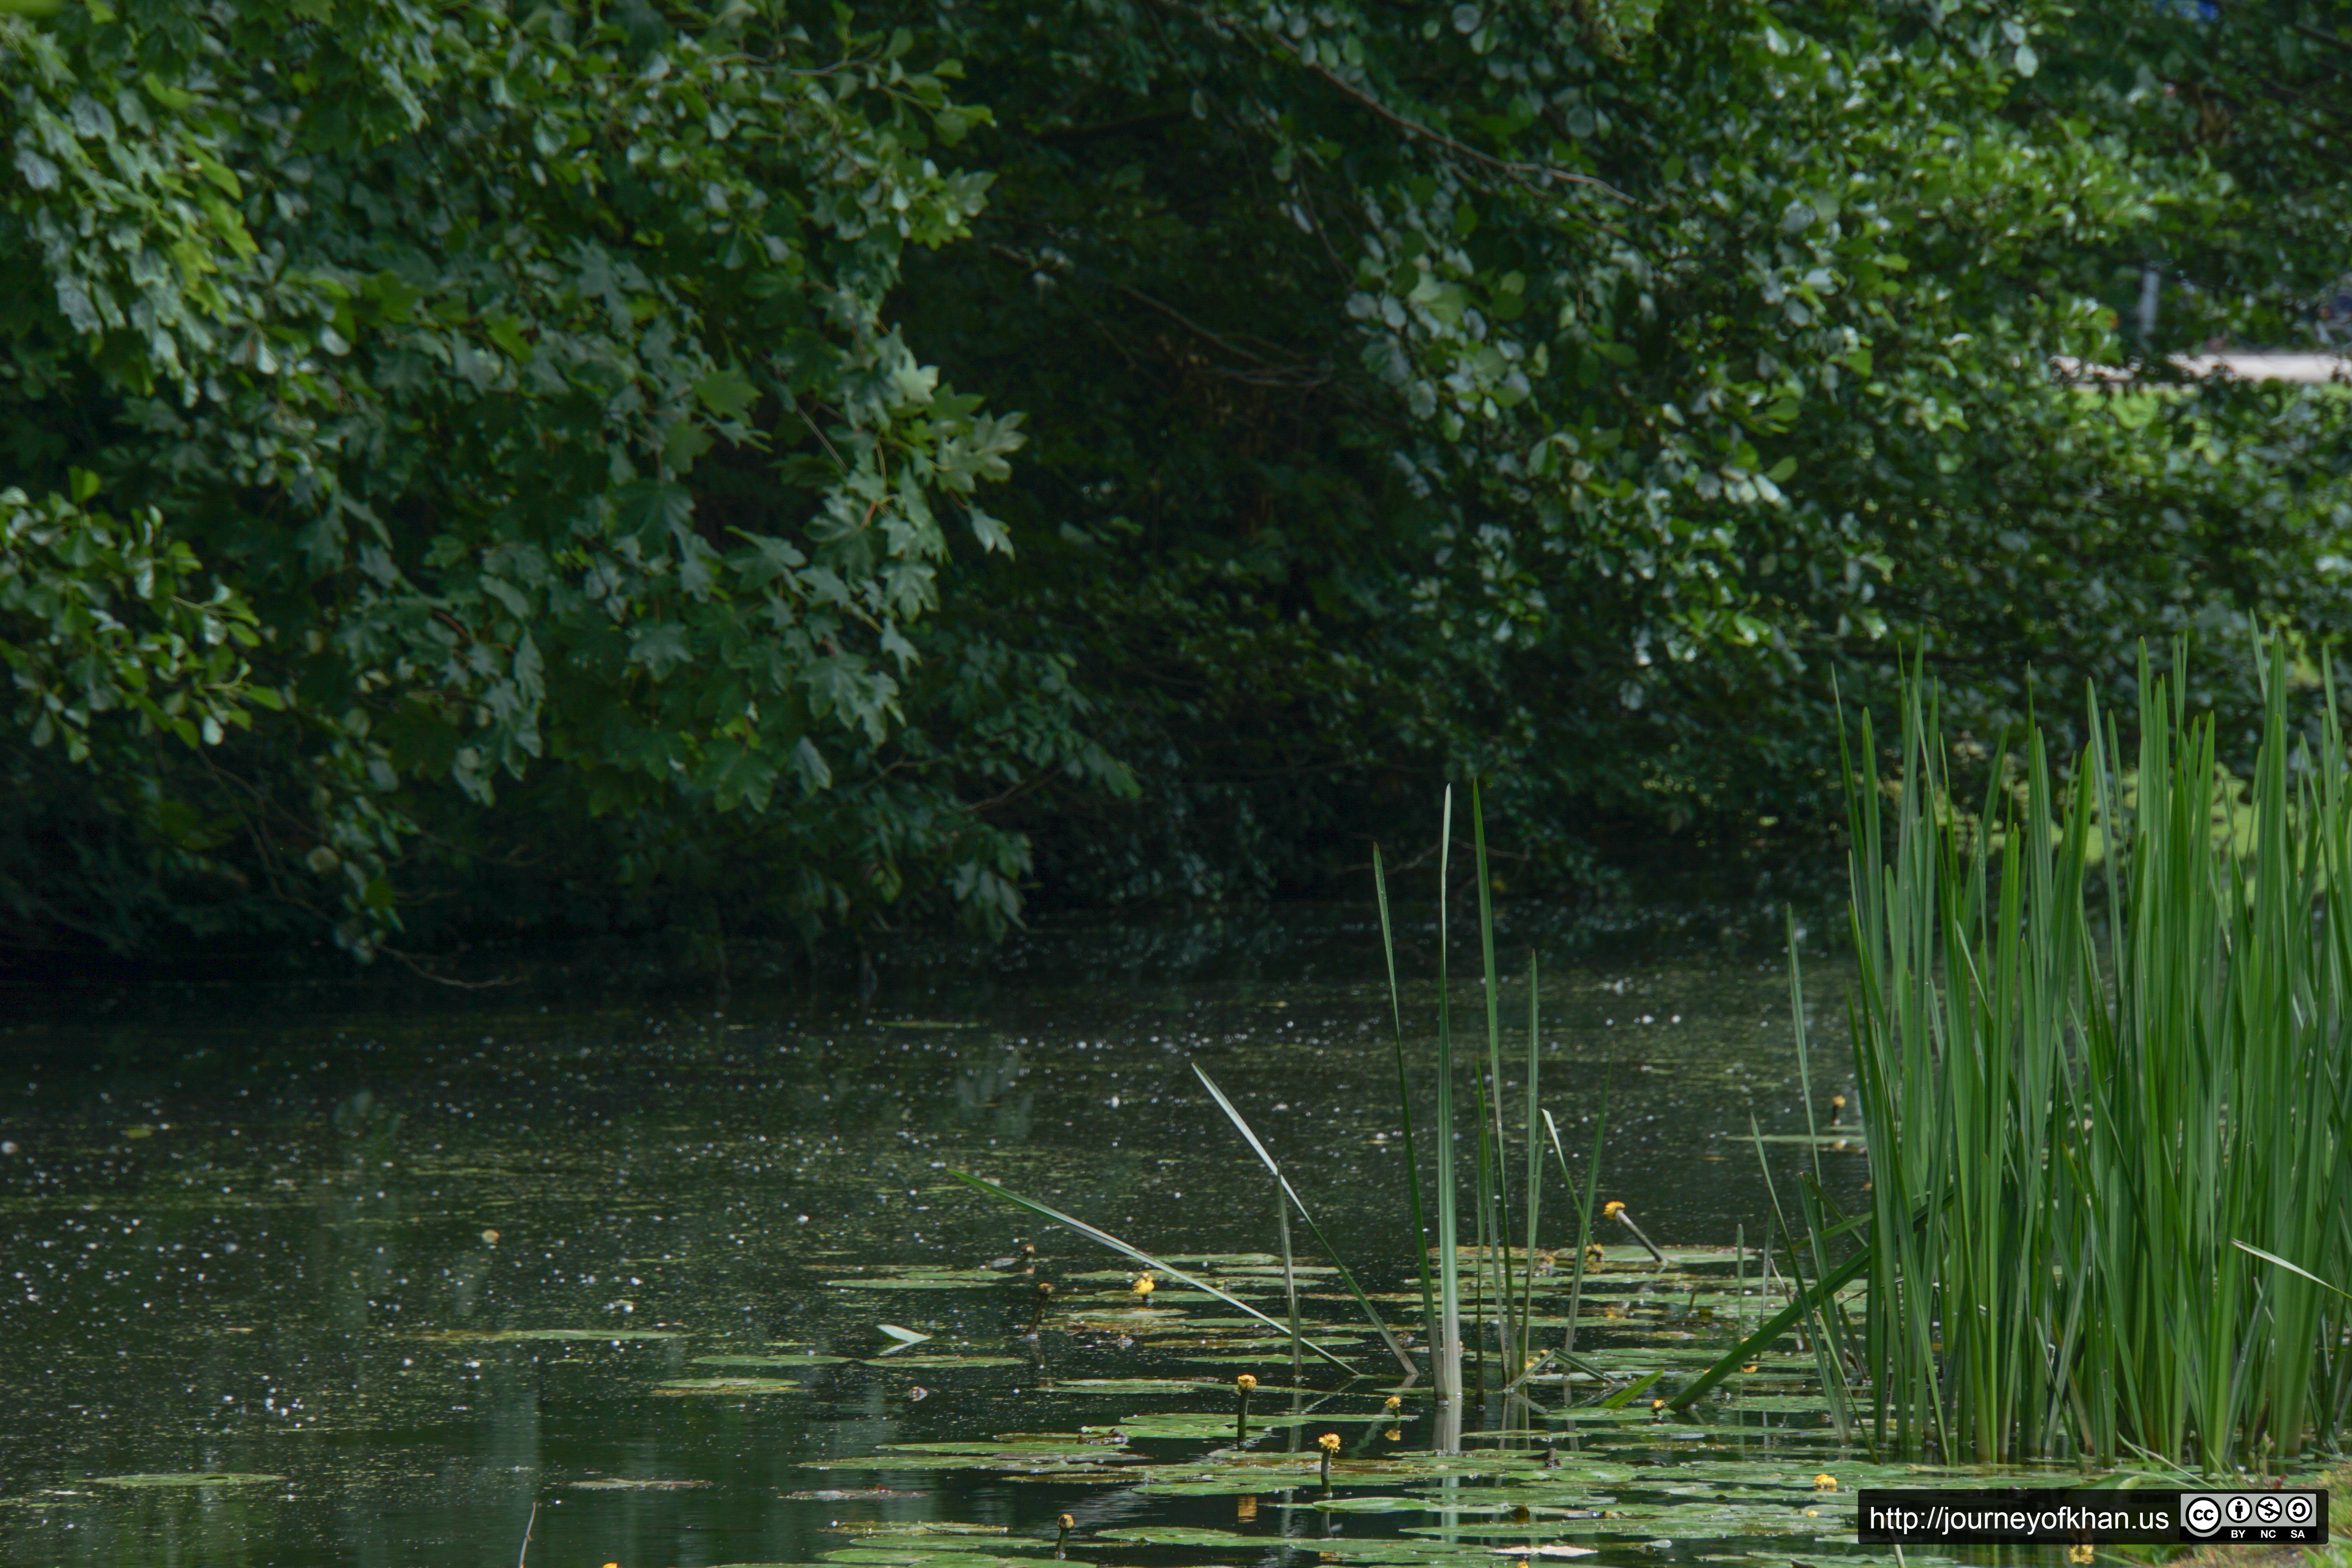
(952, 1044, 1034, 1142)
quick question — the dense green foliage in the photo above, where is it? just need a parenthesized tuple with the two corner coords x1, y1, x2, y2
(2, 0, 1128, 955)
(4, 0, 2349, 956)
(901, 0, 2352, 900)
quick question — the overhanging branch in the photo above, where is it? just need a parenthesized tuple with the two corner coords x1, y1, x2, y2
(1264, 35, 1634, 204)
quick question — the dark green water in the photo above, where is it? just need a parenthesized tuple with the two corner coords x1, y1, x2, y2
(0, 907, 1889, 1567)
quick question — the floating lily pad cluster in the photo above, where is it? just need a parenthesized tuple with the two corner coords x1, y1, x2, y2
(174, 1238, 1965, 1568)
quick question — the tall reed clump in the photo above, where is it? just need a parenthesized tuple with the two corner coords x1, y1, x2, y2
(1844, 644, 2352, 1468)
(1374, 784, 1606, 1449)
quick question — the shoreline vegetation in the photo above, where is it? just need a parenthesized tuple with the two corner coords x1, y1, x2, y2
(5, 0, 2350, 963)
(964, 641, 2352, 1473)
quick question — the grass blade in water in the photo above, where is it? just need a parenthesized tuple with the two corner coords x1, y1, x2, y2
(1669, 1243, 1872, 1412)
(1374, 845, 1440, 1369)
(1543, 1106, 1604, 1363)
(1472, 782, 1517, 1382)
(1434, 786, 1464, 1432)
(1192, 1063, 1417, 1374)
(946, 1170, 1356, 1372)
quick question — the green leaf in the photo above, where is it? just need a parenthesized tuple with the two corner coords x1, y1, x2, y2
(694, 364, 760, 420)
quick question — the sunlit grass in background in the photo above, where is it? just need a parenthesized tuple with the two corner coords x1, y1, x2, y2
(1838, 641, 2352, 1468)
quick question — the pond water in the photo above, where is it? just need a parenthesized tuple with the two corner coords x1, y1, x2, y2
(0, 904, 1935, 1568)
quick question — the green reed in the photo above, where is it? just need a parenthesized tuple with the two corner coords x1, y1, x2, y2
(1372, 782, 1591, 1446)
(965, 781, 1603, 1450)
(1840, 642, 2352, 1467)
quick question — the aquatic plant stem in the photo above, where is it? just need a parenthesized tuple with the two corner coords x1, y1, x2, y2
(1521, 953, 1541, 1383)
(1433, 786, 1463, 1440)
(1543, 1105, 1605, 1363)
(1471, 1090, 1492, 1408)
(1604, 1200, 1669, 1266)
(1279, 1183, 1303, 1383)
(1471, 783, 1517, 1387)
(1373, 846, 1441, 1372)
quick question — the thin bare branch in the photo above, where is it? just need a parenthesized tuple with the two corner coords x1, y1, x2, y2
(1265, 36, 1634, 204)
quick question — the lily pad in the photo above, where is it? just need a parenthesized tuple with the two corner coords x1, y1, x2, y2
(831, 1523, 1009, 1539)
(1720, 1397, 1838, 1414)
(568, 1477, 712, 1490)
(1170, 1341, 1371, 1357)
(824, 1551, 1046, 1568)
(91, 1473, 285, 1488)
(1095, 1526, 1259, 1546)
(1302, 1540, 1610, 1566)
(816, 1456, 1045, 1473)
(1410, 1463, 1637, 1490)
(829, 1536, 1044, 1556)
(1137, 1452, 1555, 1495)
(1219, 1264, 1343, 1277)
(695, 1355, 849, 1370)
(1177, 1316, 1343, 1332)
(1636, 1460, 1974, 1489)
(857, 1356, 1027, 1369)
(834, 1277, 1016, 1290)
(416, 1328, 684, 1343)
(1558, 1347, 1744, 1367)
(1311, 1497, 1521, 1515)
(820, 1439, 1140, 1473)
(1401, 1503, 1845, 1542)
(882, 1441, 1135, 1465)
(1084, 1411, 1318, 1439)
(654, 1377, 814, 1395)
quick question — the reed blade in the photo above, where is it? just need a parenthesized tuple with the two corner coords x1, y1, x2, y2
(1374, 845, 1441, 1367)
(1434, 786, 1463, 1426)
(1542, 1105, 1605, 1360)
(947, 1170, 1357, 1372)
(1192, 1063, 1418, 1374)
(1521, 953, 1542, 1379)
(1278, 1181, 1302, 1382)
(1670, 1242, 1873, 1412)
(1471, 781, 1515, 1385)
(2232, 1241, 2352, 1301)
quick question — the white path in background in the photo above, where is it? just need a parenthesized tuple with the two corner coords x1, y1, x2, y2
(2055, 352, 2352, 385)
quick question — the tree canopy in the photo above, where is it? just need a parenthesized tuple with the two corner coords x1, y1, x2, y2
(4, 0, 2347, 958)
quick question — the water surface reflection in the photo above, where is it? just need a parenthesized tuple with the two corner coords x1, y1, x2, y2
(0, 907, 1863, 1565)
